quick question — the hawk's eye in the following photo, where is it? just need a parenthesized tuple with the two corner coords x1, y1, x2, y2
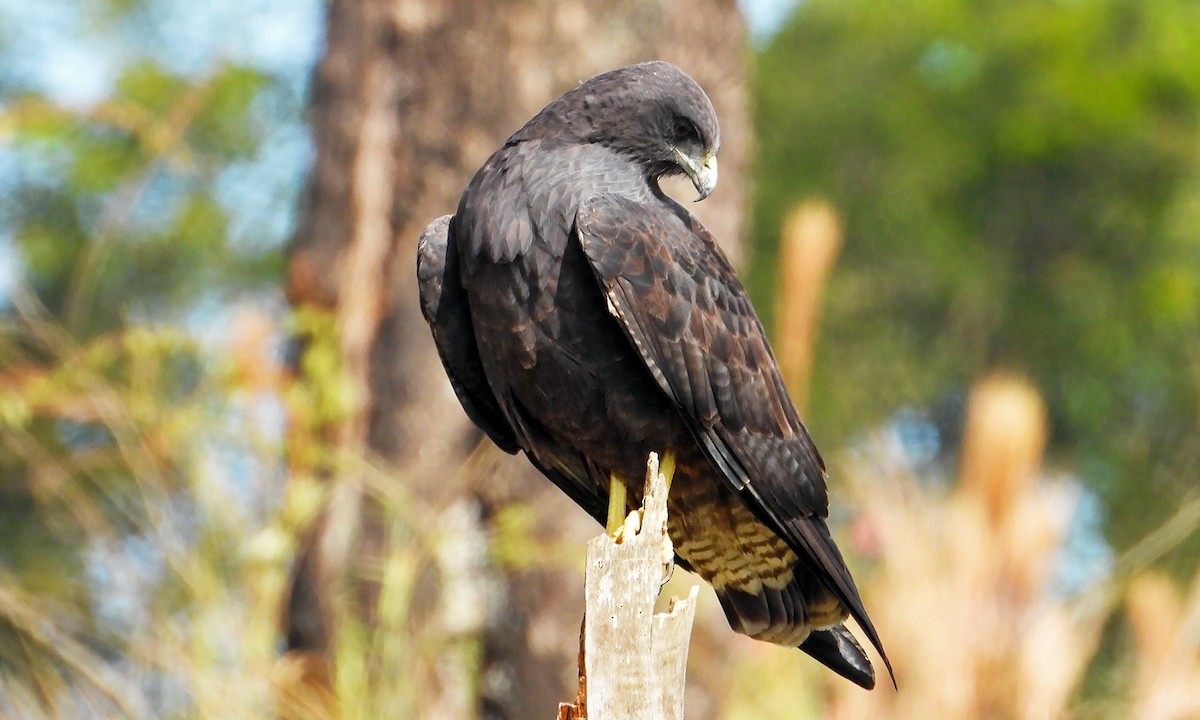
(673, 118, 696, 141)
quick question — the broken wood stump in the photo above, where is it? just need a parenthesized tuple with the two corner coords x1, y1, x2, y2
(557, 452, 700, 720)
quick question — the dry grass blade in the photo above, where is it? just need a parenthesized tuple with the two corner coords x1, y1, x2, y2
(0, 572, 150, 718)
(1125, 572, 1200, 720)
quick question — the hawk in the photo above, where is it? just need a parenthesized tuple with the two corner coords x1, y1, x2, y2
(417, 61, 891, 689)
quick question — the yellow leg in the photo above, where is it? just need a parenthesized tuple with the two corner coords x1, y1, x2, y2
(659, 451, 676, 493)
(605, 473, 627, 535)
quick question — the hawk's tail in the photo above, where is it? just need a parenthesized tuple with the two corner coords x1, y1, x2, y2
(716, 582, 877, 690)
(799, 625, 876, 689)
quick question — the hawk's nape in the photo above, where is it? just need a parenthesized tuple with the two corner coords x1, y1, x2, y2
(416, 61, 893, 689)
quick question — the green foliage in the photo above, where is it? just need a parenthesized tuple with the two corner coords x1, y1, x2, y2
(752, 0, 1200, 566)
(1, 58, 275, 336)
(189, 65, 269, 159)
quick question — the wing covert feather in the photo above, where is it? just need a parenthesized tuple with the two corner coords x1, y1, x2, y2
(575, 194, 892, 683)
(575, 194, 826, 511)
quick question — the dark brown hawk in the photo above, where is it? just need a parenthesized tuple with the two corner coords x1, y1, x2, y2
(416, 61, 892, 689)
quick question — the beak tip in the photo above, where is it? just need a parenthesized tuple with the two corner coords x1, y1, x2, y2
(675, 147, 718, 203)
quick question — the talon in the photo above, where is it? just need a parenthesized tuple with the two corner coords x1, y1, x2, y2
(611, 508, 642, 544)
(625, 509, 642, 536)
(660, 527, 675, 586)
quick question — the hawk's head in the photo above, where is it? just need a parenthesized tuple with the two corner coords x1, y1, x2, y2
(565, 61, 720, 201)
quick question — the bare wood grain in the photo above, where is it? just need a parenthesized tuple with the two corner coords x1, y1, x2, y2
(559, 453, 699, 720)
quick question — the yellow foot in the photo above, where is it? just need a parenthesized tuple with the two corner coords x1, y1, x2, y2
(611, 508, 641, 544)
(610, 507, 674, 587)
(607, 452, 679, 588)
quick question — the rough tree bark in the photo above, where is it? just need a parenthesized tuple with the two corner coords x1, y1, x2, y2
(284, 2, 750, 717)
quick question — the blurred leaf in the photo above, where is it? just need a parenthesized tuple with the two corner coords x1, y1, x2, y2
(188, 64, 268, 158)
(1140, 265, 1197, 331)
(1, 98, 74, 142)
(114, 60, 188, 118)
(174, 190, 228, 251)
(17, 211, 85, 291)
(69, 129, 143, 193)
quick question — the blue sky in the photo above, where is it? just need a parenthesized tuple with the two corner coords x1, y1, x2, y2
(1, 0, 792, 108)
(742, 0, 799, 41)
(0, 0, 323, 106)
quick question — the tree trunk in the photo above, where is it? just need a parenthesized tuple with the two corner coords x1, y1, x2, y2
(284, 2, 750, 717)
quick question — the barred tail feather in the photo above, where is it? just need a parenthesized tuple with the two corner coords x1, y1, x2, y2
(716, 577, 878, 690)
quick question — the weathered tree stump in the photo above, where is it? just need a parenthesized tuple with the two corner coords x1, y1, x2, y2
(557, 453, 700, 720)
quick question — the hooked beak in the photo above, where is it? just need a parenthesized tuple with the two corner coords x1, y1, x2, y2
(674, 148, 719, 202)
